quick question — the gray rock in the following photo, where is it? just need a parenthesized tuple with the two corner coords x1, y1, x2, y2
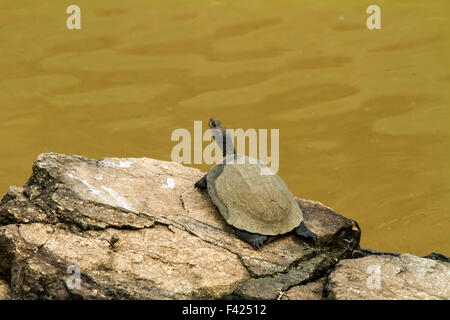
(326, 254, 450, 300)
(0, 153, 360, 299)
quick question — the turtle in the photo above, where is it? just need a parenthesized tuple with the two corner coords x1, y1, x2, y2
(194, 118, 317, 249)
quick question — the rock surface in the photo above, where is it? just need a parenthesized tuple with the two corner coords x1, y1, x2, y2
(0, 279, 9, 299)
(281, 279, 325, 300)
(326, 254, 450, 300)
(0, 153, 360, 299)
(1, 153, 448, 300)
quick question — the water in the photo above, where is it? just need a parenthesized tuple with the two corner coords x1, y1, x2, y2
(0, 0, 449, 256)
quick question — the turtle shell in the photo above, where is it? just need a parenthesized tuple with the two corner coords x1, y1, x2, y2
(206, 154, 303, 236)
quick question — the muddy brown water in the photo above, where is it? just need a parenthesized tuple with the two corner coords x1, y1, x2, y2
(0, 0, 449, 256)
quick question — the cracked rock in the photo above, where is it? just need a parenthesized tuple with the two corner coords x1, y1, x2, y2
(0, 153, 360, 299)
(281, 278, 325, 300)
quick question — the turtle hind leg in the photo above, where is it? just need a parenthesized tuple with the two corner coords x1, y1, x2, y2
(235, 229, 268, 249)
(295, 222, 318, 243)
(194, 174, 208, 190)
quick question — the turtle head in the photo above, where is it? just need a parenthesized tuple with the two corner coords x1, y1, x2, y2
(209, 118, 235, 157)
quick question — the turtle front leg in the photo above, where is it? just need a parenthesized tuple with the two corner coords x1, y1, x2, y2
(295, 221, 318, 243)
(235, 229, 268, 249)
(194, 174, 208, 190)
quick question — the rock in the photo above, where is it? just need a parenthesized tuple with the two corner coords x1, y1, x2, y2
(235, 252, 337, 300)
(351, 247, 400, 259)
(0, 153, 360, 299)
(326, 254, 450, 300)
(281, 278, 325, 300)
(0, 279, 9, 299)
